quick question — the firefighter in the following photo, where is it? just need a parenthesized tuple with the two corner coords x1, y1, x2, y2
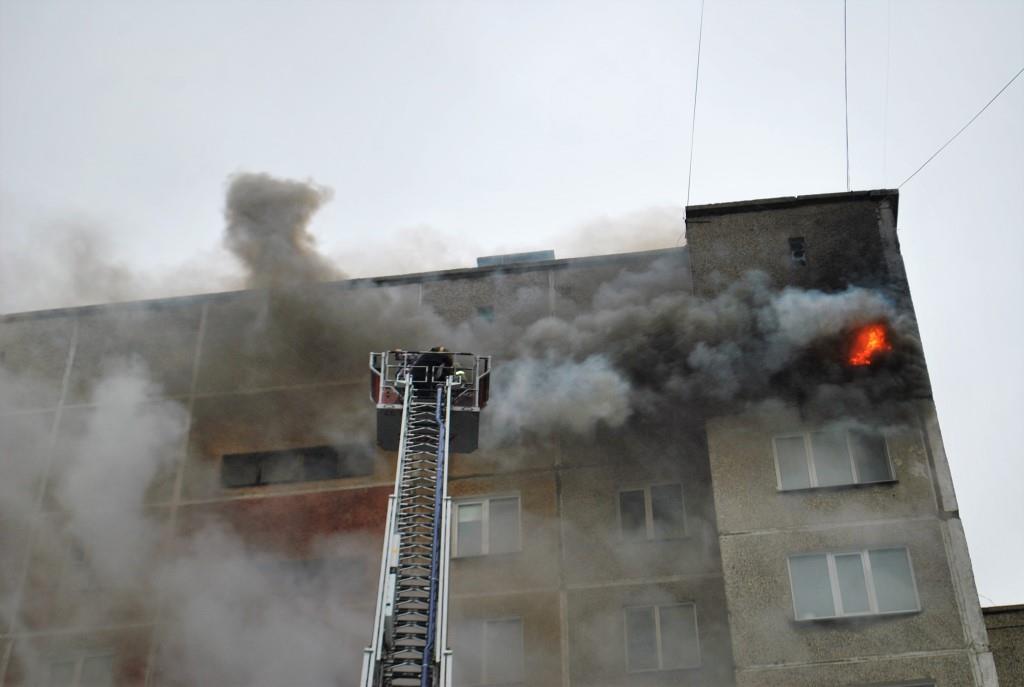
(412, 346, 452, 398)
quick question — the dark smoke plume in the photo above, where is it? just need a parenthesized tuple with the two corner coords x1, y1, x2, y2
(224, 172, 341, 288)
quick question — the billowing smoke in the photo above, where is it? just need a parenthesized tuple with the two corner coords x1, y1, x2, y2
(53, 361, 186, 589)
(224, 172, 341, 288)
(0, 172, 932, 685)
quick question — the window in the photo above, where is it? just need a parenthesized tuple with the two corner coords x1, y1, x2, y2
(59, 541, 100, 597)
(788, 547, 920, 620)
(454, 496, 520, 557)
(619, 484, 686, 541)
(46, 653, 114, 687)
(455, 617, 524, 686)
(476, 305, 495, 322)
(773, 429, 892, 491)
(221, 444, 374, 488)
(624, 603, 700, 672)
(789, 236, 807, 266)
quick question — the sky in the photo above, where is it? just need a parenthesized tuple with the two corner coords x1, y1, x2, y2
(1, 0, 1022, 605)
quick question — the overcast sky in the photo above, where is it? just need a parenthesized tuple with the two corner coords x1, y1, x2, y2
(1, 0, 1022, 605)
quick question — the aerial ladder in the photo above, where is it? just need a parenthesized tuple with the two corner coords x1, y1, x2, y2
(361, 350, 491, 687)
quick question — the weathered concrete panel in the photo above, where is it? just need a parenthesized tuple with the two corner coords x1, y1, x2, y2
(985, 605, 1024, 687)
(559, 459, 720, 586)
(720, 519, 965, 669)
(0, 316, 73, 411)
(449, 591, 562, 687)
(734, 651, 975, 687)
(3, 626, 152, 687)
(67, 303, 201, 403)
(567, 578, 734, 687)
(706, 406, 939, 535)
(687, 194, 891, 296)
(183, 383, 388, 501)
(448, 472, 560, 595)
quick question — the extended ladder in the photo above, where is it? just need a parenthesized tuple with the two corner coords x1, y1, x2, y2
(360, 375, 456, 687)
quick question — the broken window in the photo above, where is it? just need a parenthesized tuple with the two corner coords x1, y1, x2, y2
(221, 444, 374, 488)
(788, 547, 920, 620)
(46, 653, 115, 687)
(773, 429, 893, 491)
(453, 495, 520, 557)
(454, 617, 525, 685)
(619, 484, 686, 541)
(624, 603, 700, 672)
(789, 236, 807, 266)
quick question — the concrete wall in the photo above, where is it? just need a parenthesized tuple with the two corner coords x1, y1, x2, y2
(690, 191, 996, 686)
(984, 605, 1024, 687)
(0, 247, 721, 686)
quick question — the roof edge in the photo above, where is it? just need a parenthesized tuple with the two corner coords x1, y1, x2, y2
(1, 246, 687, 323)
(686, 189, 899, 222)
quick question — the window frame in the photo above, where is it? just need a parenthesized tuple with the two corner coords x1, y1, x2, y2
(452, 494, 522, 558)
(45, 651, 116, 687)
(480, 616, 525, 686)
(787, 547, 922, 621)
(623, 602, 701, 673)
(772, 429, 895, 491)
(616, 482, 688, 541)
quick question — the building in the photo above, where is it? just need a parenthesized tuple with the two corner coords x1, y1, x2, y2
(984, 606, 1024, 686)
(0, 190, 999, 686)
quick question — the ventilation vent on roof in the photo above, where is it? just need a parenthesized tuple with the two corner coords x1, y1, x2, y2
(477, 250, 555, 267)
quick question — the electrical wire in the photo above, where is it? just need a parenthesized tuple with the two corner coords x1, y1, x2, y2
(843, 0, 851, 192)
(679, 0, 706, 246)
(898, 64, 1024, 188)
(685, 0, 706, 209)
(882, 0, 892, 186)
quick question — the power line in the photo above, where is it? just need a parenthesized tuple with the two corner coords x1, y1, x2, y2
(679, 0, 706, 246)
(843, 0, 851, 192)
(898, 64, 1024, 189)
(882, 0, 892, 186)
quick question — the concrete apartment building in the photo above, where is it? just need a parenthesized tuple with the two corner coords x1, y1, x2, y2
(0, 190, 1003, 686)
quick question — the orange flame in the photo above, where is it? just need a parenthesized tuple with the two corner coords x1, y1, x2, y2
(848, 323, 893, 366)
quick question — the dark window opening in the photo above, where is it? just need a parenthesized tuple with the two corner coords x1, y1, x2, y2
(789, 237, 807, 266)
(476, 305, 495, 322)
(221, 444, 374, 488)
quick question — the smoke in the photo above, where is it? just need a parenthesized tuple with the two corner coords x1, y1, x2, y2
(0, 173, 934, 684)
(488, 355, 632, 441)
(53, 360, 186, 589)
(224, 172, 341, 288)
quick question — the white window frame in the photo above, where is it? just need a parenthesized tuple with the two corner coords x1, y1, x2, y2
(45, 652, 116, 687)
(452, 494, 521, 558)
(480, 616, 525, 686)
(772, 429, 895, 491)
(617, 483, 687, 541)
(623, 602, 701, 673)
(787, 547, 922, 621)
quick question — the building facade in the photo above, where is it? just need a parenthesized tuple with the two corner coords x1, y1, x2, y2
(0, 190, 998, 686)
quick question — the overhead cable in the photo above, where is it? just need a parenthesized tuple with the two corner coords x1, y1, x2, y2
(843, 0, 851, 191)
(679, 0, 706, 246)
(685, 0, 706, 209)
(898, 64, 1024, 188)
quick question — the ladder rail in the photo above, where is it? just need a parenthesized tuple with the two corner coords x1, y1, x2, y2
(361, 377, 415, 687)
